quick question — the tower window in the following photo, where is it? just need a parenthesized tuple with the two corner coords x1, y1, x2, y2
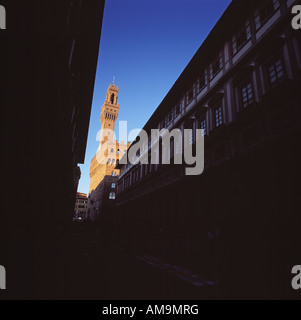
(109, 192, 115, 200)
(111, 183, 116, 188)
(110, 93, 115, 104)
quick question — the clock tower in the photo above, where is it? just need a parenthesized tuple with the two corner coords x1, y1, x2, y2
(88, 80, 130, 198)
(99, 80, 119, 145)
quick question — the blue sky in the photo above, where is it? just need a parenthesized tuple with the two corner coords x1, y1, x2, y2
(78, 0, 232, 194)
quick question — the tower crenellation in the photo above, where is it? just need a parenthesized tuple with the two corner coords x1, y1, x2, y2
(99, 82, 120, 145)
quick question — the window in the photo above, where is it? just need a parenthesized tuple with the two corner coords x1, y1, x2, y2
(199, 70, 207, 91)
(112, 171, 117, 176)
(175, 103, 181, 117)
(214, 106, 223, 128)
(110, 93, 115, 104)
(168, 110, 173, 123)
(109, 192, 115, 200)
(185, 123, 194, 145)
(111, 159, 115, 165)
(232, 22, 251, 55)
(107, 158, 111, 164)
(111, 183, 115, 188)
(254, 0, 280, 30)
(268, 58, 284, 87)
(241, 82, 253, 108)
(199, 118, 207, 136)
(187, 87, 194, 104)
(210, 54, 223, 79)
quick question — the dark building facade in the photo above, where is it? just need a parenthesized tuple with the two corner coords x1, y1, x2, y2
(86, 175, 119, 223)
(2, 0, 105, 299)
(115, 0, 301, 299)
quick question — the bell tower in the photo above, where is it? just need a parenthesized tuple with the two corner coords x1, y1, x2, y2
(99, 80, 119, 145)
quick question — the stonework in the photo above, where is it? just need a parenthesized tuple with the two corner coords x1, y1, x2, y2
(74, 192, 88, 220)
(87, 81, 130, 221)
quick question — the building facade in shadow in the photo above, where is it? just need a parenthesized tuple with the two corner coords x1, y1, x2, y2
(115, 0, 301, 299)
(2, 0, 105, 299)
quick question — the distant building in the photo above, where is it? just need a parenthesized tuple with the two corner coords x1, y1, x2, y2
(115, 0, 301, 299)
(74, 192, 88, 220)
(87, 81, 130, 222)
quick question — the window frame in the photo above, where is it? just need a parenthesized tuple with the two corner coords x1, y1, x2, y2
(175, 103, 181, 118)
(187, 87, 194, 105)
(109, 192, 116, 200)
(232, 21, 252, 56)
(214, 105, 223, 129)
(198, 117, 207, 136)
(264, 54, 286, 90)
(254, 0, 280, 31)
(239, 79, 254, 110)
(168, 110, 173, 124)
(199, 70, 207, 92)
(210, 53, 223, 80)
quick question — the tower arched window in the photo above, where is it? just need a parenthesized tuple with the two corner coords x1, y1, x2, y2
(107, 158, 111, 164)
(110, 93, 115, 104)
